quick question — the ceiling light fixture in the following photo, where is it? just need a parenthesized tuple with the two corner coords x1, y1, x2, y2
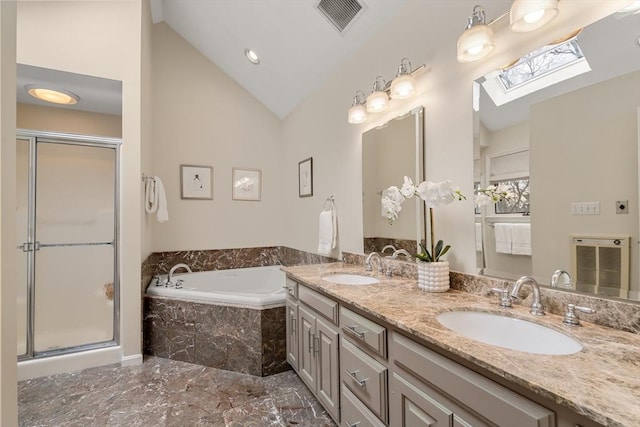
(366, 76, 389, 113)
(457, 5, 495, 63)
(347, 91, 367, 124)
(25, 85, 79, 105)
(244, 48, 260, 65)
(510, 0, 559, 33)
(390, 58, 417, 100)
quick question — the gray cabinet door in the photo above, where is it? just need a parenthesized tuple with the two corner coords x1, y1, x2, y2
(298, 305, 317, 390)
(286, 300, 299, 371)
(390, 371, 453, 427)
(316, 316, 340, 422)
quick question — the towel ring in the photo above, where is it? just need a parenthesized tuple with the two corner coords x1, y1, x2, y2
(322, 196, 335, 211)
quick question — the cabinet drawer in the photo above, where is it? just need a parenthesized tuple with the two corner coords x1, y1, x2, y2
(285, 278, 298, 300)
(340, 306, 387, 358)
(391, 333, 555, 427)
(341, 337, 388, 423)
(341, 385, 386, 427)
(299, 285, 338, 324)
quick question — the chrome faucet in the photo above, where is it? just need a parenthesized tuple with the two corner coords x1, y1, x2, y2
(365, 252, 383, 273)
(550, 270, 572, 288)
(168, 263, 192, 286)
(381, 245, 397, 255)
(510, 276, 545, 316)
(391, 249, 412, 260)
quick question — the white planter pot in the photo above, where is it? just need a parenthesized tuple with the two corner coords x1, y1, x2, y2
(417, 261, 450, 292)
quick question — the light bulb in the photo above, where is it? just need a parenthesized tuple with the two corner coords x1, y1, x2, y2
(348, 104, 367, 124)
(524, 9, 545, 23)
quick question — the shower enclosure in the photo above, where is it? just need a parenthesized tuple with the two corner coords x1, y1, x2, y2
(17, 130, 120, 361)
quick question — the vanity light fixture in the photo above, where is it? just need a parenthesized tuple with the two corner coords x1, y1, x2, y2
(25, 85, 79, 105)
(244, 48, 260, 65)
(510, 0, 559, 33)
(616, 0, 640, 14)
(347, 91, 367, 124)
(457, 5, 495, 63)
(390, 58, 417, 100)
(347, 58, 427, 124)
(366, 76, 389, 113)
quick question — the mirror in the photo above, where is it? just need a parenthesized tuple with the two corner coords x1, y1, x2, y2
(362, 107, 425, 254)
(474, 11, 640, 301)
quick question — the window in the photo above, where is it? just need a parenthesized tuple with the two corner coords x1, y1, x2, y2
(492, 178, 530, 214)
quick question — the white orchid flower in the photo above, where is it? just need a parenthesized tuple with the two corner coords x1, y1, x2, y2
(381, 186, 406, 223)
(400, 176, 416, 198)
(416, 180, 458, 208)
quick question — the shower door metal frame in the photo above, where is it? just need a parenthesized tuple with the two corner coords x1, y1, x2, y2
(17, 129, 121, 361)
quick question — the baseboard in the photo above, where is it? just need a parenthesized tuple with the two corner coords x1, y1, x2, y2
(121, 353, 143, 366)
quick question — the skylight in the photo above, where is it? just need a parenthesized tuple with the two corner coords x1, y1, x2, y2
(481, 38, 591, 106)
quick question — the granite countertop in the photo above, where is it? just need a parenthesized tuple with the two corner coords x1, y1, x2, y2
(282, 262, 640, 427)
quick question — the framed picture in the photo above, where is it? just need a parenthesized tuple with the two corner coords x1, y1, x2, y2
(180, 165, 213, 200)
(298, 157, 313, 197)
(232, 168, 261, 201)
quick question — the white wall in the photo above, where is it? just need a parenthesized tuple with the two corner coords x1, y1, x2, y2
(532, 70, 640, 287)
(17, 103, 122, 137)
(15, 0, 144, 368)
(0, 1, 18, 424)
(281, 0, 629, 272)
(150, 23, 285, 251)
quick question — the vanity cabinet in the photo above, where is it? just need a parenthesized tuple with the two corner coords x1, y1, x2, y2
(389, 332, 555, 427)
(285, 300, 299, 371)
(289, 281, 340, 423)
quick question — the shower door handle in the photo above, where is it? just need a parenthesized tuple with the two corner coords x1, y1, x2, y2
(17, 241, 40, 252)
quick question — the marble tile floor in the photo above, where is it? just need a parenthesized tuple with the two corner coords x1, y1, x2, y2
(18, 356, 337, 427)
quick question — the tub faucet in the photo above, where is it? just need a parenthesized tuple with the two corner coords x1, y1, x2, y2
(168, 263, 192, 286)
(365, 252, 383, 273)
(510, 276, 545, 316)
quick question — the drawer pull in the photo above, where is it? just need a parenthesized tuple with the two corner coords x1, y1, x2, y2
(345, 324, 366, 339)
(345, 369, 368, 388)
(291, 316, 297, 334)
(347, 422, 361, 427)
(314, 335, 320, 353)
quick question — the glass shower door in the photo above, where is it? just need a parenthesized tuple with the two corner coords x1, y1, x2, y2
(16, 137, 33, 357)
(33, 141, 117, 354)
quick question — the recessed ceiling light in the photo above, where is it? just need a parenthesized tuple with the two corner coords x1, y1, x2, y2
(25, 84, 79, 105)
(617, 0, 640, 14)
(244, 49, 260, 65)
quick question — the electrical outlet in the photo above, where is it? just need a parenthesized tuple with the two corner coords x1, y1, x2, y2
(616, 200, 628, 214)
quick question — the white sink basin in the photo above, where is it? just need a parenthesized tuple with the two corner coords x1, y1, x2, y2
(322, 274, 380, 286)
(436, 311, 582, 355)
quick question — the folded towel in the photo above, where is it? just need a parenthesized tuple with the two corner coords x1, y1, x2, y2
(318, 208, 337, 255)
(145, 176, 169, 222)
(511, 223, 531, 255)
(475, 223, 483, 252)
(494, 223, 512, 254)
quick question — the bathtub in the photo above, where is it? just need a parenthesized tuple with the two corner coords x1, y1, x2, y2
(143, 265, 289, 376)
(146, 265, 286, 308)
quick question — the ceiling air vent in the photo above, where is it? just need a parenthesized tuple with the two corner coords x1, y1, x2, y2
(316, 0, 365, 33)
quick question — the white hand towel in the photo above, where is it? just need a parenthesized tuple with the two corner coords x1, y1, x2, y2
(318, 209, 336, 256)
(144, 176, 169, 222)
(475, 223, 483, 252)
(494, 223, 512, 254)
(511, 223, 531, 255)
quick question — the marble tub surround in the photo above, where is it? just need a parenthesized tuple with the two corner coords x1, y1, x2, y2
(282, 262, 640, 427)
(142, 246, 336, 292)
(18, 356, 336, 426)
(143, 297, 288, 377)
